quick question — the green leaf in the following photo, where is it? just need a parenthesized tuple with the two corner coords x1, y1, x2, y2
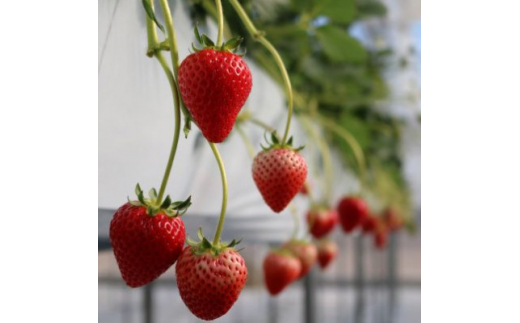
(223, 37, 243, 51)
(358, 1, 387, 18)
(315, 0, 357, 24)
(142, 0, 165, 33)
(315, 25, 367, 63)
(194, 23, 203, 44)
(287, 136, 294, 146)
(149, 188, 158, 200)
(160, 195, 172, 209)
(201, 34, 215, 47)
(197, 228, 204, 241)
(271, 131, 279, 144)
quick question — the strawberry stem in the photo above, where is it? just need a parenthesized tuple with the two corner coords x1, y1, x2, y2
(318, 115, 367, 194)
(227, 0, 294, 146)
(289, 203, 300, 240)
(235, 124, 256, 159)
(215, 0, 224, 47)
(209, 143, 228, 245)
(299, 115, 334, 205)
(158, 0, 180, 77)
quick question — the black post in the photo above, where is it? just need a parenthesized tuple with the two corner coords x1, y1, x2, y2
(304, 268, 317, 323)
(388, 232, 398, 323)
(354, 234, 365, 323)
(143, 282, 153, 323)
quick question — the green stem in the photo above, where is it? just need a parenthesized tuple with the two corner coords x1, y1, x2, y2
(215, 0, 224, 46)
(158, 0, 180, 77)
(250, 117, 275, 133)
(289, 203, 300, 240)
(318, 115, 367, 193)
(299, 116, 334, 205)
(143, 2, 182, 205)
(210, 143, 228, 244)
(227, 0, 294, 145)
(155, 53, 182, 203)
(236, 124, 256, 159)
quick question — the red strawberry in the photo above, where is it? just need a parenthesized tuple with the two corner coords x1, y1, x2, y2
(383, 207, 403, 231)
(178, 46, 252, 143)
(252, 148, 307, 213)
(373, 218, 388, 249)
(361, 215, 377, 234)
(176, 237, 247, 321)
(282, 240, 317, 279)
(337, 196, 369, 233)
(110, 203, 186, 288)
(317, 240, 338, 269)
(263, 250, 302, 296)
(110, 185, 191, 288)
(306, 207, 338, 239)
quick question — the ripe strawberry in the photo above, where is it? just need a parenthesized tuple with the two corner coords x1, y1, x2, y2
(317, 240, 338, 269)
(361, 215, 377, 234)
(306, 207, 338, 239)
(373, 218, 388, 249)
(337, 196, 368, 233)
(263, 250, 302, 296)
(176, 234, 247, 321)
(178, 30, 252, 143)
(110, 185, 191, 288)
(383, 207, 403, 231)
(252, 147, 307, 213)
(282, 240, 317, 279)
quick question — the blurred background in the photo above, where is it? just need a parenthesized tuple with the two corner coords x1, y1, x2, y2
(98, 0, 421, 322)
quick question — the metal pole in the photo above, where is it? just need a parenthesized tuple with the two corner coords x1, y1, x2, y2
(388, 232, 398, 323)
(304, 268, 317, 323)
(143, 282, 153, 323)
(354, 234, 365, 323)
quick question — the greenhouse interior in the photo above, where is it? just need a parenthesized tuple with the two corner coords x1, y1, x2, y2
(98, 0, 421, 322)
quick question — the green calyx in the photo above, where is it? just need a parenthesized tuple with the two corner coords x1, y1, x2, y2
(191, 24, 245, 55)
(260, 131, 305, 152)
(128, 183, 191, 217)
(186, 228, 242, 256)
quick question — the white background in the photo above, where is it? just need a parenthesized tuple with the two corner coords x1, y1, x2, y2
(1, 1, 520, 323)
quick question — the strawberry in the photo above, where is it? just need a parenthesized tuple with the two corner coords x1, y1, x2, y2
(178, 29, 252, 143)
(252, 134, 307, 212)
(263, 250, 302, 296)
(176, 232, 247, 321)
(361, 215, 377, 234)
(282, 240, 317, 279)
(306, 206, 338, 239)
(383, 207, 403, 231)
(337, 196, 369, 233)
(373, 218, 388, 249)
(317, 239, 338, 269)
(109, 185, 191, 287)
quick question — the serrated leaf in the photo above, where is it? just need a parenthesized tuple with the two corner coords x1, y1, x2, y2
(201, 34, 215, 47)
(194, 23, 203, 44)
(271, 131, 279, 144)
(202, 237, 213, 249)
(223, 37, 243, 51)
(315, 25, 367, 63)
(160, 195, 172, 209)
(142, 0, 165, 33)
(149, 188, 158, 200)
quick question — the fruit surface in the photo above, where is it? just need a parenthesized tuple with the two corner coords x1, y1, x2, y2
(362, 215, 377, 234)
(373, 218, 389, 249)
(252, 148, 307, 213)
(383, 207, 403, 231)
(109, 203, 186, 288)
(307, 208, 338, 239)
(178, 49, 252, 143)
(317, 240, 338, 269)
(263, 250, 302, 296)
(282, 240, 317, 279)
(337, 197, 368, 232)
(176, 246, 247, 320)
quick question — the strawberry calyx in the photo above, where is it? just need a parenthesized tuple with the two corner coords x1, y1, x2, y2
(186, 228, 242, 256)
(260, 131, 304, 152)
(191, 24, 245, 55)
(128, 183, 191, 217)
